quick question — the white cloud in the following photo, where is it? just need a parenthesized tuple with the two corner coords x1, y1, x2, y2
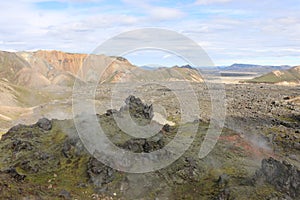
(195, 0, 232, 5)
(162, 54, 172, 59)
(122, 0, 184, 20)
(20, 0, 103, 2)
(149, 7, 184, 20)
(0, 0, 300, 66)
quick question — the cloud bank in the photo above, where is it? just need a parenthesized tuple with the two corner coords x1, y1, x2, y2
(0, 0, 299, 66)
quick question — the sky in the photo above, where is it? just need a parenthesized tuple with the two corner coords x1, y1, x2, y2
(0, 0, 299, 66)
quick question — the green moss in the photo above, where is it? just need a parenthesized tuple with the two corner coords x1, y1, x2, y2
(277, 116, 298, 123)
(12, 121, 97, 198)
(13, 83, 71, 107)
(172, 172, 220, 200)
(0, 111, 293, 199)
(246, 185, 281, 200)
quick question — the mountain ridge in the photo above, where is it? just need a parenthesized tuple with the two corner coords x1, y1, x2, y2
(0, 50, 204, 88)
(220, 63, 292, 74)
(245, 65, 300, 85)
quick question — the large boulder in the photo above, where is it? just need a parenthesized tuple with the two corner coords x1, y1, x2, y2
(36, 118, 52, 131)
(122, 95, 154, 120)
(87, 157, 116, 188)
(255, 157, 300, 198)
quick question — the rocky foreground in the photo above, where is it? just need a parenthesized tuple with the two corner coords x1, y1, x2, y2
(0, 96, 299, 199)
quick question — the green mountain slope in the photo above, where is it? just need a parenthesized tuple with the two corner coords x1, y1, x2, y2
(245, 66, 300, 84)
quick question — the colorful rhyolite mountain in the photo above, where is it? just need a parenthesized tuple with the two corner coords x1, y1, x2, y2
(0, 50, 204, 88)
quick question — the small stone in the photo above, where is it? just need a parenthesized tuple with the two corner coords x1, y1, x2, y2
(217, 174, 229, 186)
(59, 189, 72, 200)
(36, 118, 52, 131)
(4, 167, 26, 181)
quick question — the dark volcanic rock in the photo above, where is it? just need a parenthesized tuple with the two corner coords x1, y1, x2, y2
(105, 109, 118, 116)
(162, 124, 170, 132)
(120, 135, 164, 153)
(10, 139, 33, 153)
(3, 167, 26, 181)
(217, 174, 229, 187)
(6, 124, 26, 134)
(36, 118, 52, 131)
(87, 158, 116, 187)
(123, 95, 154, 120)
(214, 188, 230, 200)
(255, 157, 300, 198)
(19, 160, 39, 173)
(58, 189, 72, 200)
(34, 151, 50, 160)
(62, 137, 86, 158)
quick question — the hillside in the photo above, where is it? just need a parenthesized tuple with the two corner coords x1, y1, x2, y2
(119, 66, 203, 83)
(0, 79, 56, 132)
(245, 66, 300, 85)
(0, 51, 31, 82)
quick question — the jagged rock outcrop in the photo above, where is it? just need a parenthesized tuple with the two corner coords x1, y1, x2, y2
(255, 157, 300, 198)
(105, 95, 165, 153)
(122, 95, 154, 120)
(87, 158, 116, 188)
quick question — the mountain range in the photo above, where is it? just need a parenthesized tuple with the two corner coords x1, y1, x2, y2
(0, 50, 204, 89)
(220, 63, 292, 74)
(2, 50, 298, 87)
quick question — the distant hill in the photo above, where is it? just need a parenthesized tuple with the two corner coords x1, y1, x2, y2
(245, 66, 300, 85)
(140, 64, 167, 70)
(177, 64, 196, 70)
(221, 63, 292, 74)
(140, 64, 196, 71)
(124, 65, 203, 82)
(140, 66, 157, 70)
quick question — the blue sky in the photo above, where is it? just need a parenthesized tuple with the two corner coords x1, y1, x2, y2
(0, 0, 299, 66)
